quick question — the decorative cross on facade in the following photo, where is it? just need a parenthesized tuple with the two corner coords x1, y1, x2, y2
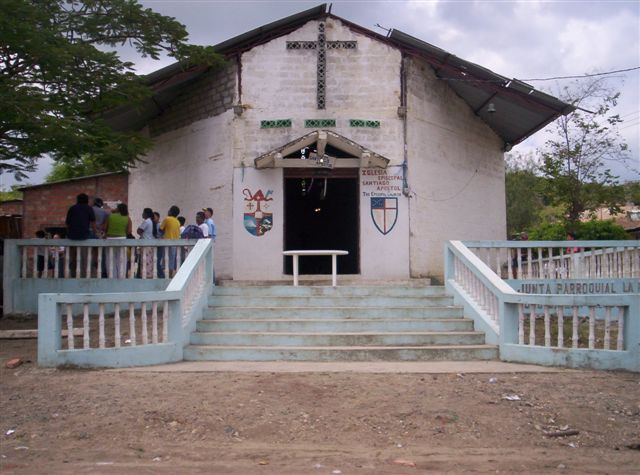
(287, 22, 357, 109)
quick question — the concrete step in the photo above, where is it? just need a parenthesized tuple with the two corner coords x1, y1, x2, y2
(183, 344, 499, 361)
(217, 279, 433, 288)
(205, 306, 464, 319)
(197, 318, 475, 333)
(190, 331, 486, 346)
(208, 295, 455, 307)
(212, 285, 447, 297)
(189, 284, 494, 363)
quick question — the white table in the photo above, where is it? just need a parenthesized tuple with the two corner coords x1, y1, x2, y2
(283, 250, 349, 287)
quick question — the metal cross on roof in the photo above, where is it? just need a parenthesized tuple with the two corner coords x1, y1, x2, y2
(286, 22, 357, 109)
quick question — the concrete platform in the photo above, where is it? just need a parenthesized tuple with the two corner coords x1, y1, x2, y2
(115, 360, 572, 373)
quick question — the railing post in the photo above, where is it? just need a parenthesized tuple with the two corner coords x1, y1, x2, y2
(625, 297, 640, 364)
(444, 244, 455, 283)
(499, 298, 518, 348)
(3, 240, 20, 314)
(168, 300, 184, 347)
(207, 241, 215, 288)
(37, 294, 61, 367)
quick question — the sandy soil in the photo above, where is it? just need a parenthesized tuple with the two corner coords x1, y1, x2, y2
(0, 317, 639, 474)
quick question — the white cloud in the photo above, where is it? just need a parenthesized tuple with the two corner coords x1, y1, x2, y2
(405, 0, 440, 19)
(558, 12, 640, 74)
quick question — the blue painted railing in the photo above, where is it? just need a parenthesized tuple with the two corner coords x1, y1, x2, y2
(36, 239, 214, 368)
(445, 240, 640, 371)
(3, 239, 200, 313)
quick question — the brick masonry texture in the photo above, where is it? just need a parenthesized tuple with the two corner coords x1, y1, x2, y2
(22, 173, 128, 238)
(0, 200, 23, 216)
(149, 62, 237, 137)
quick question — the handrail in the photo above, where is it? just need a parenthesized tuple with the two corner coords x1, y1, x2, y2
(37, 239, 214, 368)
(462, 240, 637, 248)
(445, 240, 639, 371)
(8, 239, 200, 246)
(3, 238, 206, 313)
(459, 240, 639, 280)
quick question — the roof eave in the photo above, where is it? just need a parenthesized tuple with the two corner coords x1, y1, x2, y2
(387, 29, 576, 147)
(142, 4, 328, 86)
(17, 171, 128, 191)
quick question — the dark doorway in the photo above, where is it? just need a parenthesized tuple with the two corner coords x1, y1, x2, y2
(284, 169, 359, 274)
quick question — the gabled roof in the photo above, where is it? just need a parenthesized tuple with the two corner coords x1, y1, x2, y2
(104, 3, 574, 147)
(101, 5, 327, 132)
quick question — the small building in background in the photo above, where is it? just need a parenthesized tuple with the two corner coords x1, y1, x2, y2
(19, 172, 128, 238)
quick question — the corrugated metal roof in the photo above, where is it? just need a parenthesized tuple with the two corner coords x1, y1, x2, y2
(387, 29, 574, 146)
(104, 4, 574, 146)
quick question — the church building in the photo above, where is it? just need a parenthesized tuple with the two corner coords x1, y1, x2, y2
(107, 4, 572, 282)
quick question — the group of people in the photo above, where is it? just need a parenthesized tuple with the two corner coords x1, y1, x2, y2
(64, 193, 217, 242)
(34, 193, 217, 279)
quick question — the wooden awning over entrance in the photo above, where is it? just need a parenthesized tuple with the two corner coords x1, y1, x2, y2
(254, 130, 390, 170)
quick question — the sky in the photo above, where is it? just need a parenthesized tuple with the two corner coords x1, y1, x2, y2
(2, 0, 638, 189)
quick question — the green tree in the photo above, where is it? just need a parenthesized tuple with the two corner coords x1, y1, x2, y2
(504, 152, 546, 236)
(528, 222, 567, 241)
(1, 0, 224, 180)
(0, 186, 23, 201)
(623, 181, 640, 205)
(539, 78, 631, 224)
(577, 220, 628, 240)
(528, 219, 628, 241)
(46, 155, 122, 182)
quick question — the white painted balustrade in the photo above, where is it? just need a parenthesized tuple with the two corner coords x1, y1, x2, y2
(16, 239, 199, 279)
(464, 241, 640, 280)
(453, 255, 500, 327)
(517, 304, 625, 351)
(37, 239, 214, 368)
(64, 300, 171, 350)
(445, 240, 639, 371)
(168, 252, 208, 328)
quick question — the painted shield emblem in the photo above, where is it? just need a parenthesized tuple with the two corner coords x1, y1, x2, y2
(243, 188, 274, 237)
(244, 211, 273, 236)
(371, 197, 398, 235)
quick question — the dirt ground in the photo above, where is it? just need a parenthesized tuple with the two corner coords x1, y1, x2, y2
(0, 316, 639, 474)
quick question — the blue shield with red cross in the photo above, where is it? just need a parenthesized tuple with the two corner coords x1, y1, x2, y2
(370, 197, 398, 235)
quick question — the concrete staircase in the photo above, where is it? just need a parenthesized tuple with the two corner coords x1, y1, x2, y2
(183, 283, 498, 361)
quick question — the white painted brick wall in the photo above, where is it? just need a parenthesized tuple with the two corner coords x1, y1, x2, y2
(233, 18, 409, 280)
(128, 112, 235, 280)
(130, 17, 507, 282)
(405, 57, 506, 280)
(238, 18, 404, 168)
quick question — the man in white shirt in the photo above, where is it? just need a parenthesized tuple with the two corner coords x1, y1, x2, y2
(196, 211, 209, 237)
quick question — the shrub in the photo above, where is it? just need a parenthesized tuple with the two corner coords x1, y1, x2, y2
(577, 220, 628, 240)
(527, 220, 628, 241)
